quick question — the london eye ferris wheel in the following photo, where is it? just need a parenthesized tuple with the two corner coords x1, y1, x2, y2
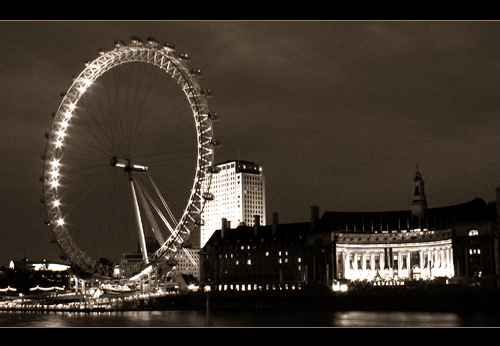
(41, 37, 219, 281)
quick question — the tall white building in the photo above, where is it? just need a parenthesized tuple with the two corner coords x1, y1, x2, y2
(201, 160, 266, 248)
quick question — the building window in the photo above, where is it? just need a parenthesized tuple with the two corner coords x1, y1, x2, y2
(468, 229, 479, 236)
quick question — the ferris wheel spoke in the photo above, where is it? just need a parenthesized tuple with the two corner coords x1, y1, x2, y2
(74, 100, 117, 156)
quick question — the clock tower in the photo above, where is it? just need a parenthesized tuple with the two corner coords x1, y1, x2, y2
(411, 165, 427, 220)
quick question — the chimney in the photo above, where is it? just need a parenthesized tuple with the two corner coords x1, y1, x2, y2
(254, 215, 260, 236)
(221, 218, 227, 238)
(272, 212, 279, 235)
(311, 205, 320, 230)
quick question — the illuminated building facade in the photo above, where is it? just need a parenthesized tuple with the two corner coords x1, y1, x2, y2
(201, 160, 266, 248)
(11, 258, 70, 272)
(200, 170, 500, 292)
(308, 173, 499, 287)
(332, 229, 455, 284)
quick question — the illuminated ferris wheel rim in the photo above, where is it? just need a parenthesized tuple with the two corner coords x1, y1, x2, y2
(41, 37, 218, 280)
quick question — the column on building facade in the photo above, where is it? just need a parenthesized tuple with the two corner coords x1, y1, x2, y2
(346, 252, 351, 278)
(351, 252, 357, 279)
(449, 247, 454, 277)
(443, 248, 448, 272)
(380, 250, 385, 271)
(435, 249, 440, 275)
(425, 250, 430, 278)
(439, 248, 444, 270)
(430, 249, 435, 276)
(398, 251, 402, 273)
(443, 248, 450, 275)
(442, 248, 446, 275)
(406, 251, 411, 278)
(418, 250, 424, 279)
(430, 249, 435, 275)
(343, 251, 349, 279)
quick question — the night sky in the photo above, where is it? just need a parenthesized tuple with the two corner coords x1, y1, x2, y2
(1, 20, 499, 267)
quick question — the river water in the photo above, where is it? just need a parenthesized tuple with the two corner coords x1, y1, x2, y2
(2, 309, 500, 327)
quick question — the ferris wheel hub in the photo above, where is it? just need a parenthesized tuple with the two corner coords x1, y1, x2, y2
(111, 156, 148, 172)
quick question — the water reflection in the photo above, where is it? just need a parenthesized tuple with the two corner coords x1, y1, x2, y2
(332, 311, 460, 327)
(2, 309, 500, 327)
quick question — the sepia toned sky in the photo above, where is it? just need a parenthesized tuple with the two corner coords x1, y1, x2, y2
(1, 20, 499, 266)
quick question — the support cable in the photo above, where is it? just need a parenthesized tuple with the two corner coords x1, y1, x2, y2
(146, 171, 178, 227)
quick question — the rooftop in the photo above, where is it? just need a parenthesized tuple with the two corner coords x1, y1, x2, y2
(316, 198, 496, 233)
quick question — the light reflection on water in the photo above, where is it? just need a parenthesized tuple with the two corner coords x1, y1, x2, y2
(332, 311, 460, 327)
(1, 309, 499, 327)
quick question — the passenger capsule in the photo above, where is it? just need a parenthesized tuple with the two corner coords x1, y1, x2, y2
(190, 68, 202, 77)
(208, 165, 221, 174)
(210, 139, 222, 148)
(194, 219, 205, 226)
(147, 37, 159, 46)
(202, 192, 215, 201)
(179, 53, 190, 61)
(181, 241, 194, 248)
(207, 111, 219, 121)
(167, 258, 178, 266)
(114, 40, 125, 48)
(163, 42, 176, 51)
(201, 89, 213, 98)
(130, 36, 143, 45)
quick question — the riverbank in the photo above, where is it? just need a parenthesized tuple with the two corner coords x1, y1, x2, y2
(117, 285, 500, 313)
(3, 284, 500, 314)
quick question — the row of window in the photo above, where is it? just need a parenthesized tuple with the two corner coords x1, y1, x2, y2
(214, 283, 302, 292)
(215, 273, 304, 284)
(339, 232, 452, 243)
(218, 249, 298, 257)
